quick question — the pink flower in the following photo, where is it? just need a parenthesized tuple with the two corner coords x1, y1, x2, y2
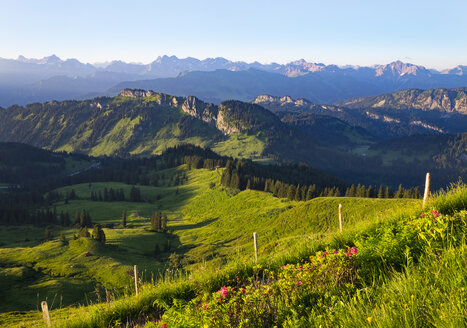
(160, 323, 168, 328)
(333, 250, 338, 254)
(241, 288, 246, 294)
(323, 251, 328, 256)
(347, 247, 357, 255)
(296, 281, 303, 286)
(432, 210, 440, 217)
(346, 252, 351, 257)
(420, 213, 426, 217)
(282, 265, 287, 269)
(204, 304, 209, 310)
(219, 286, 229, 297)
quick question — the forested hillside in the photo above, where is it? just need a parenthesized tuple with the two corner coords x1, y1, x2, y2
(0, 90, 465, 188)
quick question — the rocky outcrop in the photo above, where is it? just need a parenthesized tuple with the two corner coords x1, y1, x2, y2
(119, 89, 156, 98)
(216, 110, 240, 134)
(181, 96, 218, 125)
(340, 88, 467, 114)
(252, 94, 312, 108)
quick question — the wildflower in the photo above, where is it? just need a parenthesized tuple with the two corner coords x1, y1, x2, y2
(282, 265, 287, 269)
(367, 317, 372, 324)
(432, 210, 440, 217)
(296, 281, 303, 286)
(323, 251, 328, 256)
(333, 250, 338, 254)
(204, 303, 209, 310)
(420, 213, 426, 217)
(160, 323, 168, 328)
(241, 288, 246, 294)
(219, 286, 229, 297)
(346, 247, 357, 256)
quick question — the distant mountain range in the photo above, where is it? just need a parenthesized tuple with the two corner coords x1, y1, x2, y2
(1, 55, 467, 107)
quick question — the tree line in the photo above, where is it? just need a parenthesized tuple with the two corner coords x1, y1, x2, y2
(220, 158, 422, 201)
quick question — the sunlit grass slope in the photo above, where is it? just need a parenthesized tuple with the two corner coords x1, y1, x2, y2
(39, 183, 465, 328)
(0, 165, 426, 327)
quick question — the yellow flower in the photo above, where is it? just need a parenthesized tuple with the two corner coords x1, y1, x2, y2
(367, 317, 373, 324)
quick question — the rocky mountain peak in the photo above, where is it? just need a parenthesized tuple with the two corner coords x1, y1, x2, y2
(40, 55, 62, 65)
(374, 61, 431, 77)
(252, 95, 280, 104)
(441, 65, 467, 76)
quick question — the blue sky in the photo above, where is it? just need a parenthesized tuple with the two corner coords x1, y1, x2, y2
(1, 0, 466, 69)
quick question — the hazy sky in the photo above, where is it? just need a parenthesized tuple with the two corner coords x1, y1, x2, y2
(1, 0, 466, 69)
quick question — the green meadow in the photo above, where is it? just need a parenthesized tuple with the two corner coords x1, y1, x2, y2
(0, 164, 426, 327)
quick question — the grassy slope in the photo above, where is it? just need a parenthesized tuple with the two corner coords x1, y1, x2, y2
(49, 184, 465, 328)
(212, 132, 266, 160)
(0, 166, 421, 327)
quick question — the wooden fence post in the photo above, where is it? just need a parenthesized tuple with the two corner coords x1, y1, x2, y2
(134, 265, 138, 296)
(41, 301, 52, 327)
(423, 172, 430, 209)
(253, 232, 258, 262)
(339, 204, 343, 233)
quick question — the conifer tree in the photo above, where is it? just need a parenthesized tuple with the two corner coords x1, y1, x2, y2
(402, 189, 411, 198)
(334, 187, 341, 197)
(300, 185, 307, 200)
(161, 213, 167, 232)
(80, 209, 86, 227)
(294, 185, 302, 201)
(122, 210, 127, 228)
(74, 211, 80, 225)
(230, 174, 240, 189)
(377, 185, 384, 198)
(384, 187, 390, 198)
(306, 185, 315, 200)
(366, 185, 373, 198)
(92, 224, 106, 244)
(286, 185, 296, 200)
(394, 184, 404, 198)
(347, 184, 356, 197)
